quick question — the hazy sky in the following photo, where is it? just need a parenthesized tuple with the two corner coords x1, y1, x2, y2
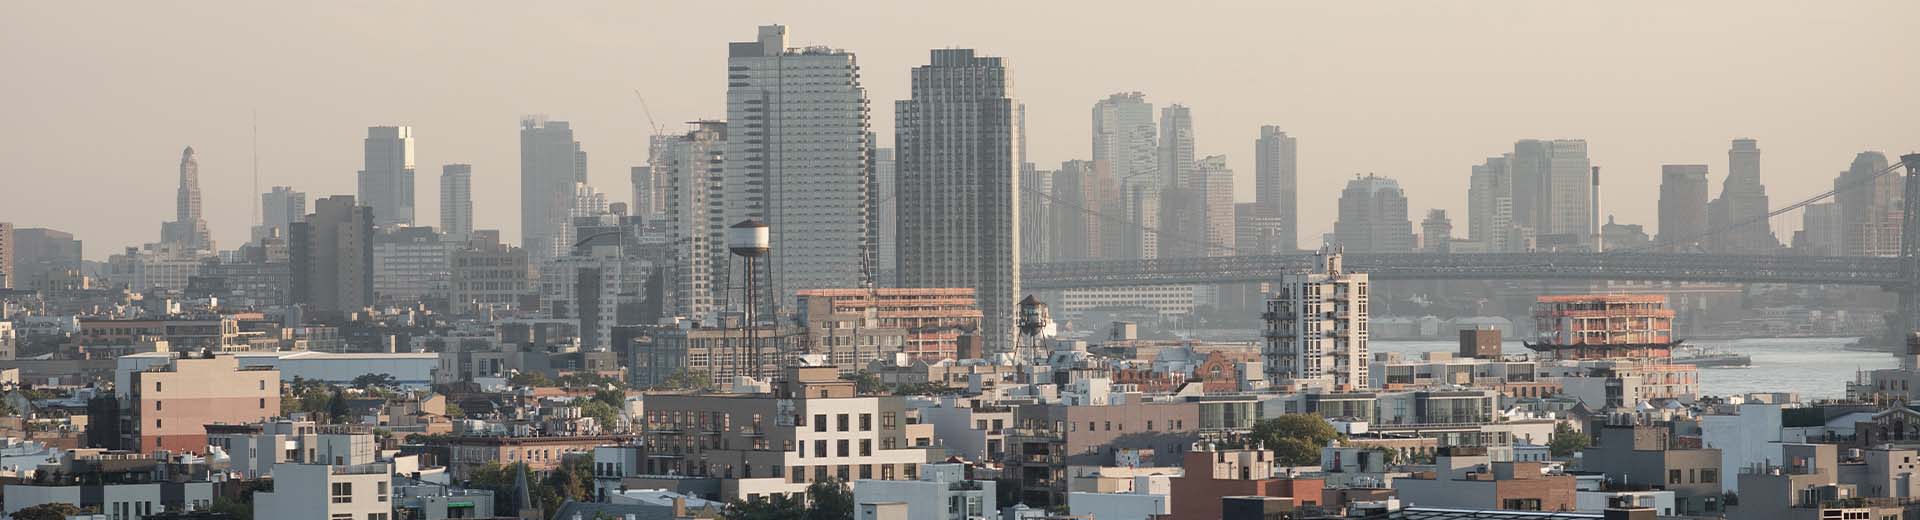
(4, 1, 1917, 260)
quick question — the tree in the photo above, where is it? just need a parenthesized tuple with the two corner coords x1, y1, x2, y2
(722, 495, 804, 520)
(351, 373, 399, 391)
(543, 457, 595, 512)
(843, 371, 881, 394)
(658, 370, 715, 391)
(805, 478, 854, 520)
(445, 401, 467, 419)
(1244, 414, 1345, 466)
(592, 388, 626, 408)
(210, 495, 254, 519)
(509, 371, 554, 387)
(13, 503, 84, 520)
(327, 387, 351, 423)
(1548, 422, 1591, 458)
(574, 398, 623, 430)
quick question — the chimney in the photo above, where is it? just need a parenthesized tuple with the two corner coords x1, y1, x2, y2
(672, 496, 687, 518)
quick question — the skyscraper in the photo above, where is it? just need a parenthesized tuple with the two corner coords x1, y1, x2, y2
(1253, 126, 1299, 252)
(356, 126, 415, 227)
(1263, 250, 1369, 391)
(256, 186, 306, 241)
(874, 147, 898, 286)
(441, 164, 473, 242)
(1160, 104, 1195, 188)
(895, 48, 1020, 352)
(1092, 92, 1159, 259)
(725, 25, 873, 311)
(1333, 174, 1414, 253)
(1657, 165, 1710, 251)
(161, 146, 213, 251)
(1467, 156, 1513, 252)
(1192, 155, 1236, 256)
(1506, 139, 1592, 250)
(1019, 163, 1051, 264)
(1707, 138, 1777, 253)
(629, 166, 652, 218)
(1799, 202, 1844, 256)
(290, 195, 374, 317)
(1421, 209, 1453, 253)
(520, 118, 587, 262)
(1049, 159, 1104, 261)
(1546, 139, 1593, 247)
(665, 121, 729, 322)
(1837, 151, 1900, 257)
(0, 222, 11, 289)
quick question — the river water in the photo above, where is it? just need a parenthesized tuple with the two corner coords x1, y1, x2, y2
(1370, 337, 1897, 401)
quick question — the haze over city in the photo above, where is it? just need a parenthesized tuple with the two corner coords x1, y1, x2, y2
(5, 1, 1917, 256)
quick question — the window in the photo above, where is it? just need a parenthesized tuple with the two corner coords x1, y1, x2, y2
(838, 439, 850, 457)
(815, 414, 828, 432)
(837, 465, 850, 481)
(1701, 468, 1718, 484)
(1147, 420, 1154, 430)
(1668, 469, 1682, 485)
(331, 482, 353, 503)
(1501, 499, 1543, 511)
(259, 380, 267, 390)
(882, 412, 897, 429)
(791, 466, 806, 483)
(859, 464, 873, 479)
(156, 381, 163, 392)
(860, 413, 872, 431)
(378, 481, 388, 501)
(814, 440, 827, 459)
(860, 439, 872, 456)
(331, 515, 353, 520)
(370, 514, 388, 520)
(156, 419, 163, 429)
(837, 414, 850, 432)
(155, 401, 163, 411)
(882, 464, 895, 480)
(259, 398, 267, 409)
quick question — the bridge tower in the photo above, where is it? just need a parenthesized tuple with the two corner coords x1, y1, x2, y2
(1893, 154, 1920, 344)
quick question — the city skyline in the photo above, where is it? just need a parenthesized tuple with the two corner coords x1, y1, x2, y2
(3, 2, 1919, 259)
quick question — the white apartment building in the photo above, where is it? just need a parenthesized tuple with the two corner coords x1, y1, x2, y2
(3, 480, 214, 520)
(210, 420, 378, 478)
(1263, 250, 1370, 391)
(854, 463, 996, 520)
(1059, 285, 1197, 317)
(665, 121, 729, 322)
(255, 462, 394, 520)
(725, 25, 873, 313)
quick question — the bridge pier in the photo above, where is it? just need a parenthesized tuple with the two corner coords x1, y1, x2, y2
(1891, 154, 1920, 347)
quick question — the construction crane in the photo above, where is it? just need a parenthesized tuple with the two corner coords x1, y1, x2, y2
(632, 89, 667, 136)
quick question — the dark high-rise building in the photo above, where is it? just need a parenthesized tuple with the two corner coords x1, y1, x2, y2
(356, 126, 416, 228)
(290, 195, 374, 317)
(1253, 126, 1298, 252)
(1706, 138, 1777, 253)
(161, 147, 213, 251)
(440, 164, 473, 242)
(895, 48, 1020, 352)
(521, 118, 587, 262)
(1332, 174, 1414, 253)
(1658, 165, 1710, 251)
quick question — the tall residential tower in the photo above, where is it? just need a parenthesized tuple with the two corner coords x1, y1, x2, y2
(724, 25, 873, 312)
(895, 48, 1021, 352)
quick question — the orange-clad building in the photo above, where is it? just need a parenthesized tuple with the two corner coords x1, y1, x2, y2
(1167, 444, 1323, 520)
(796, 288, 983, 361)
(1527, 294, 1678, 360)
(114, 354, 280, 453)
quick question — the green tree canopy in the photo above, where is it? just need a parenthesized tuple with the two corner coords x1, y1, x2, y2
(1244, 414, 1345, 466)
(1549, 422, 1592, 458)
(13, 503, 85, 520)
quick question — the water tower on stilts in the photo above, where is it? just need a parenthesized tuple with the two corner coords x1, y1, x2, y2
(729, 219, 771, 380)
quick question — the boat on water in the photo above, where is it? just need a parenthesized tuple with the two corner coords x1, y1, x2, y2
(1672, 345, 1751, 368)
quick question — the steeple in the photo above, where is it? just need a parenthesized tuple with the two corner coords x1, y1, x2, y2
(161, 146, 213, 251)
